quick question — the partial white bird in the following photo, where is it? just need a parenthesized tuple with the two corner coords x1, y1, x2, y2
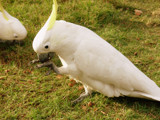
(0, 1, 27, 42)
(33, 0, 160, 103)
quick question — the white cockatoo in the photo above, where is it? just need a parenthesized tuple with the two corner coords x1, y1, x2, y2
(0, 1, 27, 42)
(33, 0, 160, 103)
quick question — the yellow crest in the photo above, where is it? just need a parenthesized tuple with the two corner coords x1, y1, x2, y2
(47, 0, 58, 31)
(0, 0, 9, 21)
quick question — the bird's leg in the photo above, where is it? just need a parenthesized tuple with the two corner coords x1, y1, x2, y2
(71, 85, 92, 104)
(36, 61, 61, 75)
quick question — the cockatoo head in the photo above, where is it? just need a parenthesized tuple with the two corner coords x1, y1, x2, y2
(0, 2, 27, 41)
(33, 0, 58, 54)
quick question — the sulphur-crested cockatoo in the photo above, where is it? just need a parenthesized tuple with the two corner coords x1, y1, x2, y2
(0, 1, 27, 42)
(33, 0, 160, 103)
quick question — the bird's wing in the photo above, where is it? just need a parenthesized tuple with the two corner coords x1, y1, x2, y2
(74, 33, 158, 95)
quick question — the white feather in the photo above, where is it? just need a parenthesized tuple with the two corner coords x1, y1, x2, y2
(33, 20, 160, 101)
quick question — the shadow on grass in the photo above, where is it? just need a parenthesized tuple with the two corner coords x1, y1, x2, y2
(70, 7, 147, 32)
(0, 42, 34, 68)
(109, 96, 160, 119)
(96, 9, 147, 30)
(107, 0, 140, 13)
(68, 90, 160, 119)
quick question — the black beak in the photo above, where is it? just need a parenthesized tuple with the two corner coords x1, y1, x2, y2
(37, 52, 54, 63)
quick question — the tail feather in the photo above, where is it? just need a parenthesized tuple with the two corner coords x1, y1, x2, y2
(117, 86, 160, 101)
(128, 91, 160, 101)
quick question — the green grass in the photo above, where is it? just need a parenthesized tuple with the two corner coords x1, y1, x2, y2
(0, 0, 160, 119)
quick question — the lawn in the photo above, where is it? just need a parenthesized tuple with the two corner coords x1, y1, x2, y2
(0, 0, 160, 119)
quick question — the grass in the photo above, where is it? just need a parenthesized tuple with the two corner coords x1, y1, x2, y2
(0, 0, 160, 119)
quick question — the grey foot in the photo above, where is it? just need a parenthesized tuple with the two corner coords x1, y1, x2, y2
(36, 61, 60, 75)
(71, 92, 90, 104)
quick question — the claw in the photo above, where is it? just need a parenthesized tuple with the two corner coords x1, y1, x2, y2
(36, 63, 44, 68)
(35, 61, 60, 75)
(30, 52, 60, 75)
(71, 92, 90, 104)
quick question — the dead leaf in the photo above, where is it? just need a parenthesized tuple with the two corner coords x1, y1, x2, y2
(28, 80, 34, 84)
(135, 9, 143, 16)
(23, 69, 32, 74)
(0, 76, 7, 80)
(5, 69, 10, 73)
(101, 111, 106, 115)
(68, 83, 75, 87)
(70, 79, 76, 83)
(68, 79, 76, 87)
(134, 52, 138, 56)
(78, 86, 84, 91)
(88, 102, 94, 107)
(56, 75, 62, 79)
(82, 105, 87, 110)
(94, 108, 98, 112)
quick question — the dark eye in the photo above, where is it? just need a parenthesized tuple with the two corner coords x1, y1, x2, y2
(45, 45, 49, 49)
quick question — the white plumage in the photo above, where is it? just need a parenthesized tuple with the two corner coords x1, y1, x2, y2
(33, 0, 160, 102)
(33, 20, 160, 102)
(0, 2, 27, 41)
